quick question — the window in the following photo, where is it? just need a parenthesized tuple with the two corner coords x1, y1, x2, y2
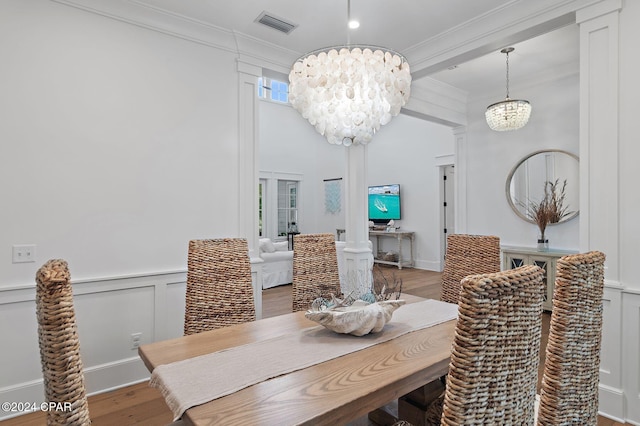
(270, 80, 289, 103)
(258, 77, 289, 104)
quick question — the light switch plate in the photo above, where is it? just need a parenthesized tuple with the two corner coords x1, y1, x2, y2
(12, 245, 36, 263)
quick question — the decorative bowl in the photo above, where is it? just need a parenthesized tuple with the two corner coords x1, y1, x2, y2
(305, 299, 405, 336)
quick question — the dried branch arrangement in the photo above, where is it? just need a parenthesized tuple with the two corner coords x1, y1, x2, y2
(309, 265, 402, 312)
(371, 265, 403, 301)
(522, 179, 574, 240)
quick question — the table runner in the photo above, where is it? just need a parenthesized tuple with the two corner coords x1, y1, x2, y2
(150, 299, 458, 421)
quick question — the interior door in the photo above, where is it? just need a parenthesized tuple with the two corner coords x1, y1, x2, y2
(441, 165, 455, 268)
(444, 165, 455, 237)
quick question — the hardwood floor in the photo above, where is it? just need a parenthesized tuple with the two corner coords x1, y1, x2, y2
(1, 266, 627, 425)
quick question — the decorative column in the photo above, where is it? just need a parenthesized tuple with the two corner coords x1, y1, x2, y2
(578, 0, 621, 283)
(342, 143, 374, 298)
(237, 59, 263, 318)
(576, 0, 623, 418)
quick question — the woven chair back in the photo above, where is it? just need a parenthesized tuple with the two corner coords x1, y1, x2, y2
(537, 251, 606, 426)
(292, 233, 342, 312)
(441, 234, 501, 304)
(184, 238, 256, 335)
(36, 259, 91, 426)
(441, 265, 545, 426)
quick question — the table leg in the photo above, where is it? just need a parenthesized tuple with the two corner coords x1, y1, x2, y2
(398, 379, 446, 426)
(410, 234, 415, 267)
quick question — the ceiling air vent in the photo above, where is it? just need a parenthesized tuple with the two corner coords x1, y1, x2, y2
(255, 11, 298, 35)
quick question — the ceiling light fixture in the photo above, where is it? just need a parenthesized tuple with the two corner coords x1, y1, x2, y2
(485, 47, 531, 131)
(288, 0, 411, 146)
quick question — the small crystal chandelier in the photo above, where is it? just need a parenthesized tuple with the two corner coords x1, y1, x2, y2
(485, 47, 531, 131)
(288, 1, 411, 146)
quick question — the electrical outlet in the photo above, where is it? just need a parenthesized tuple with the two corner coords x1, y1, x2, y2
(12, 244, 36, 263)
(130, 332, 142, 350)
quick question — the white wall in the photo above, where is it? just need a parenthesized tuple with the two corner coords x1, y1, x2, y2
(464, 72, 580, 250)
(0, 0, 240, 287)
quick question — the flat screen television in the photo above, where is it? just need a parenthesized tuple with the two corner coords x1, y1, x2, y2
(368, 184, 401, 224)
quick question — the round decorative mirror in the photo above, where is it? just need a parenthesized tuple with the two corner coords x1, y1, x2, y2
(506, 149, 579, 224)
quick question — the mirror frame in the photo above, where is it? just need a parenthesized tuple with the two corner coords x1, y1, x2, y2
(505, 149, 580, 225)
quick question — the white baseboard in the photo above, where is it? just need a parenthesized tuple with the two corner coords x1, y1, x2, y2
(0, 357, 151, 421)
(83, 356, 151, 394)
(622, 291, 640, 424)
(413, 259, 442, 271)
(0, 378, 45, 421)
(598, 383, 625, 422)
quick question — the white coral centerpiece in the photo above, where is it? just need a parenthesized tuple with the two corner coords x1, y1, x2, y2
(305, 299, 405, 336)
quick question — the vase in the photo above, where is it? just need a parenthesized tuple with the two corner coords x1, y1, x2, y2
(537, 238, 549, 251)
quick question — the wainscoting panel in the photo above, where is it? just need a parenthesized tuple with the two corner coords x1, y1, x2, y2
(0, 298, 42, 386)
(0, 271, 186, 421)
(622, 291, 640, 425)
(599, 285, 624, 420)
(165, 281, 187, 340)
(74, 285, 156, 367)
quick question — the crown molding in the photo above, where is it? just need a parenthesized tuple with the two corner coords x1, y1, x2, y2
(51, 0, 235, 52)
(50, 0, 298, 72)
(576, 0, 622, 23)
(233, 31, 297, 76)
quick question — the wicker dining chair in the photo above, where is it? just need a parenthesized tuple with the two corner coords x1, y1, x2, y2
(36, 259, 91, 426)
(440, 234, 501, 304)
(537, 251, 606, 426)
(183, 238, 256, 335)
(439, 264, 545, 425)
(394, 234, 501, 423)
(291, 233, 342, 312)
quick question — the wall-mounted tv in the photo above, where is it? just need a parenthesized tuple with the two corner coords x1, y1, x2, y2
(368, 184, 401, 224)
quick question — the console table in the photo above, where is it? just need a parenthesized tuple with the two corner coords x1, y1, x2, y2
(369, 230, 415, 269)
(501, 245, 577, 311)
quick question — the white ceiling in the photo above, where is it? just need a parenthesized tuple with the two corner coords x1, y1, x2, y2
(429, 24, 579, 97)
(133, 0, 579, 96)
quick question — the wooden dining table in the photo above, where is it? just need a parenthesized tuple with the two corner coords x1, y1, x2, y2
(138, 295, 457, 426)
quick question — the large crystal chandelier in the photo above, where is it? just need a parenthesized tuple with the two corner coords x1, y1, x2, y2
(485, 47, 531, 131)
(288, 2, 411, 146)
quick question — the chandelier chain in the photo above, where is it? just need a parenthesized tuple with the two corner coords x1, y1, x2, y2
(505, 49, 510, 99)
